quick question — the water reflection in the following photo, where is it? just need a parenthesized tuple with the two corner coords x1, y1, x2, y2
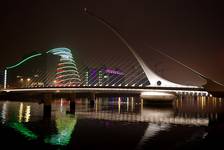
(0, 95, 224, 149)
(137, 123, 170, 149)
(9, 122, 38, 140)
(18, 103, 23, 122)
(44, 112, 77, 146)
(25, 105, 31, 122)
(1, 102, 7, 124)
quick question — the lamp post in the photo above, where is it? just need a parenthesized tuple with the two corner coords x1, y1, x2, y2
(4, 69, 7, 89)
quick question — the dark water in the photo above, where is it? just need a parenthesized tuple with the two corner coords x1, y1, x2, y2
(0, 95, 224, 150)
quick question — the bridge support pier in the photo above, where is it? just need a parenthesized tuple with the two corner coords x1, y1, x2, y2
(43, 93, 52, 118)
(89, 92, 95, 106)
(69, 93, 76, 114)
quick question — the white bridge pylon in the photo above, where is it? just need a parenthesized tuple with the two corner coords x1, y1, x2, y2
(85, 9, 198, 88)
(127, 44, 196, 88)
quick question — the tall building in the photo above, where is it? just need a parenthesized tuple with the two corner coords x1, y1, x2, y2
(102, 67, 125, 86)
(47, 48, 80, 86)
(83, 67, 97, 86)
(84, 66, 125, 86)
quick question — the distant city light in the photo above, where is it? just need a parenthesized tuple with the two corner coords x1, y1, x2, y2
(34, 74, 39, 78)
(17, 75, 22, 78)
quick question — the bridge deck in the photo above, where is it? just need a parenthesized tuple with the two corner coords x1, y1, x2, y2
(1, 86, 207, 94)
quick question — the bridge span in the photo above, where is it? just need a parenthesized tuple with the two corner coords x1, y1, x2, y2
(1, 87, 209, 99)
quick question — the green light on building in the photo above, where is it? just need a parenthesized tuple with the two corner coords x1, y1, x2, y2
(6, 53, 42, 70)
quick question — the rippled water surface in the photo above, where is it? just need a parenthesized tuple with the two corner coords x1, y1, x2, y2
(0, 95, 224, 150)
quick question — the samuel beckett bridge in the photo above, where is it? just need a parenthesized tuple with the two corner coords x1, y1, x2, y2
(0, 9, 223, 100)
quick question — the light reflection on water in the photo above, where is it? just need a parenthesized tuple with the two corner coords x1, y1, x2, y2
(0, 95, 224, 149)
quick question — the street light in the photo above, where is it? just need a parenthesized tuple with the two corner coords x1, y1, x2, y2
(26, 78, 31, 87)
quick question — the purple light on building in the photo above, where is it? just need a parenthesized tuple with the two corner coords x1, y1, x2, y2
(90, 69, 97, 76)
(105, 68, 124, 75)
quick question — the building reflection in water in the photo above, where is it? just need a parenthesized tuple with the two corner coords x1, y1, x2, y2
(74, 96, 209, 126)
(1, 102, 8, 124)
(43, 99, 77, 146)
(174, 95, 224, 122)
(17, 95, 222, 127)
(44, 112, 77, 146)
(25, 105, 31, 122)
(0, 94, 224, 148)
(18, 103, 23, 122)
(0, 101, 42, 123)
(137, 123, 170, 149)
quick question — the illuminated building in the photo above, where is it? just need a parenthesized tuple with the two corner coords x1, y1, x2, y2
(102, 67, 125, 86)
(47, 48, 80, 86)
(5, 48, 80, 88)
(84, 66, 125, 86)
(85, 67, 98, 86)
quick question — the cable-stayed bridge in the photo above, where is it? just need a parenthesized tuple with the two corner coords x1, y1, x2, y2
(0, 46, 210, 99)
(0, 9, 223, 98)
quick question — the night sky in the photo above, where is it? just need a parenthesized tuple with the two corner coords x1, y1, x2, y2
(0, 0, 223, 85)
